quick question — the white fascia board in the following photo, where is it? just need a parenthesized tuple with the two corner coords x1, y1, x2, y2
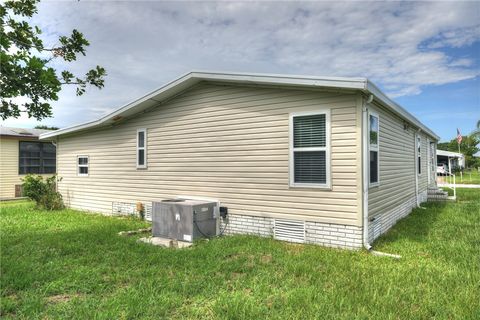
(40, 70, 439, 141)
(39, 71, 367, 140)
(437, 150, 463, 158)
(190, 70, 368, 90)
(39, 72, 199, 140)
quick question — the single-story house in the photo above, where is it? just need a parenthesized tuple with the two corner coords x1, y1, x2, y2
(0, 127, 56, 199)
(40, 71, 440, 249)
(437, 149, 464, 173)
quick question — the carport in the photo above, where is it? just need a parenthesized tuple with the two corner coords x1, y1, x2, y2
(437, 150, 464, 174)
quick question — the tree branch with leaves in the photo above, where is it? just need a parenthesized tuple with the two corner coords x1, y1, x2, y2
(0, 0, 106, 120)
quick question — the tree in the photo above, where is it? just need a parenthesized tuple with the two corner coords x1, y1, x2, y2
(34, 125, 59, 130)
(473, 120, 480, 138)
(0, 0, 106, 121)
(437, 134, 480, 168)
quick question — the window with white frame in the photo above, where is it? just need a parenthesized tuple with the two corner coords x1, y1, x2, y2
(430, 142, 435, 171)
(290, 110, 330, 187)
(77, 156, 89, 176)
(137, 128, 147, 169)
(369, 112, 379, 186)
(417, 135, 421, 175)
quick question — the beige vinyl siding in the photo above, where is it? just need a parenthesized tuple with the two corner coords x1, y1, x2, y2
(0, 138, 20, 198)
(57, 83, 362, 226)
(368, 103, 415, 217)
(368, 102, 432, 217)
(0, 137, 55, 199)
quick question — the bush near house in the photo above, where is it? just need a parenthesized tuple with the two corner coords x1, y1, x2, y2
(22, 174, 64, 210)
(1, 190, 479, 319)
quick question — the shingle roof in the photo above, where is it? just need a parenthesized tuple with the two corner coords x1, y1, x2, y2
(0, 126, 53, 138)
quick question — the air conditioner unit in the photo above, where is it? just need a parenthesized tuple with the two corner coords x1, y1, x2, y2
(152, 199, 218, 242)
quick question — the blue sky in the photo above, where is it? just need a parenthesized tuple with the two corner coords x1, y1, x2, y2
(3, 1, 480, 142)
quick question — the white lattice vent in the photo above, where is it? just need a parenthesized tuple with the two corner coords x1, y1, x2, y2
(274, 219, 305, 243)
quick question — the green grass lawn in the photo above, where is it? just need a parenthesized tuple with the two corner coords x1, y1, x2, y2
(455, 169, 480, 184)
(1, 191, 479, 319)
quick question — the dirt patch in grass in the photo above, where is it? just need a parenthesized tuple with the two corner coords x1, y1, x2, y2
(284, 242, 305, 255)
(46, 293, 83, 304)
(260, 254, 272, 263)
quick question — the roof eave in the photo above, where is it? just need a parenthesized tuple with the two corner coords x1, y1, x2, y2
(39, 71, 439, 141)
(365, 80, 440, 141)
(39, 71, 368, 140)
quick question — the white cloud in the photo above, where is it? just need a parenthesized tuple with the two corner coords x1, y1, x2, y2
(3, 0, 479, 128)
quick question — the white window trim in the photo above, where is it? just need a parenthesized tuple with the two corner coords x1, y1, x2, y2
(289, 109, 331, 189)
(368, 111, 380, 187)
(417, 134, 422, 176)
(77, 155, 89, 177)
(427, 138, 431, 184)
(136, 128, 147, 169)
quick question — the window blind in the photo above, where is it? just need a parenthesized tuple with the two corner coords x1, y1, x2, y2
(293, 114, 326, 148)
(294, 151, 326, 184)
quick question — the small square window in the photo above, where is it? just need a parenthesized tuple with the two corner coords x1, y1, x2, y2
(77, 156, 89, 176)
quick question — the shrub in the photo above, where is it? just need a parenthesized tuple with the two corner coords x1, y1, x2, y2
(22, 175, 64, 210)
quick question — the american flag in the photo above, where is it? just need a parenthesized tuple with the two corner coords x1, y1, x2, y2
(457, 128, 463, 144)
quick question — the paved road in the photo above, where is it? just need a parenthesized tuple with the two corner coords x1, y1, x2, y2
(438, 184, 480, 189)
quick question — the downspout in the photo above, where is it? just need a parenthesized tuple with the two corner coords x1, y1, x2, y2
(362, 94, 401, 259)
(362, 94, 373, 251)
(51, 138, 59, 193)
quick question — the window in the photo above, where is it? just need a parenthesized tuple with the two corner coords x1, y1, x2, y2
(417, 135, 421, 175)
(290, 110, 330, 187)
(429, 142, 435, 170)
(19, 141, 56, 174)
(368, 112, 379, 186)
(77, 156, 89, 176)
(137, 128, 147, 169)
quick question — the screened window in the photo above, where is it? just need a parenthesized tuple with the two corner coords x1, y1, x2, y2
(290, 111, 330, 187)
(19, 141, 56, 174)
(417, 136, 421, 175)
(137, 128, 147, 169)
(77, 156, 89, 176)
(369, 113, 379, 186)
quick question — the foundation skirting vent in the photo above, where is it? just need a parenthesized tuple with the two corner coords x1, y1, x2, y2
(274, 219, 305, 243)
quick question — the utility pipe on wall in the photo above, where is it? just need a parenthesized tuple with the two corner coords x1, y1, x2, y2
(362, 94, 374, 250)
(362, 94, 402, 259)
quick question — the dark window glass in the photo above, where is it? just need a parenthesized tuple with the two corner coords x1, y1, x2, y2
(78, 157, 88, 165)
(138, 131, 145, 148)
(79, 166, 88, 175)
(43, 166, 56, 174)
(19, 142, 56, 174)
(294, 151, 326, 184)
(138, 149, 145, 166)
(369, 115, 379, 145)
(417, 137, 421, 175)
(370, 151, 378, 184)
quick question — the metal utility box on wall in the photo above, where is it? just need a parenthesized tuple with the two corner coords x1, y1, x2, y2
(152, 199, 217, 242)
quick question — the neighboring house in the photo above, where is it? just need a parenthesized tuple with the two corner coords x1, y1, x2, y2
(0, 127, 56, 199)
(437, 149, 464, 173)
(40, 71, 439, 249)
